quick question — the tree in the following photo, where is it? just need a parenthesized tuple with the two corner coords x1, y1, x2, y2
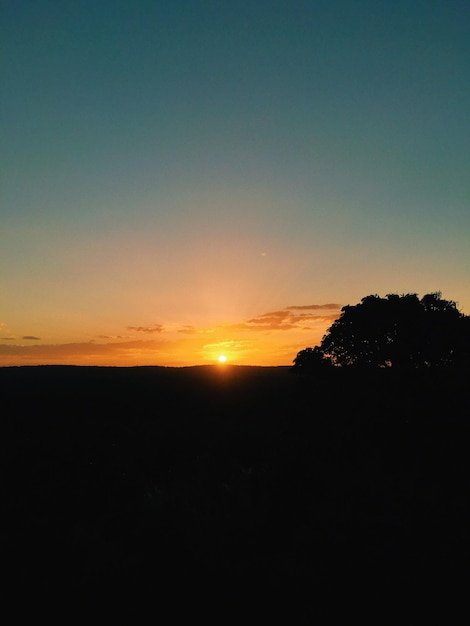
(292, 346, 332, 372)
(293, 292, 470, 369)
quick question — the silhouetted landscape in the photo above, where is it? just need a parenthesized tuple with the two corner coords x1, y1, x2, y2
(1, 364, 469, 623)
(4, 0, 469, 620)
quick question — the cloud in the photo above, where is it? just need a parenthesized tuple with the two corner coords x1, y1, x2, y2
(286, 303, 342, 310)
(230, 306, 340, 332)
(22, 335, 41, 340)
(0, 339, 169, 362)
(243, 310, 296, 330)
(178, 325, 197, 334)
(127, 324, 164, 334)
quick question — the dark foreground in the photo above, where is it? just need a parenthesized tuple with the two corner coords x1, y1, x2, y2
(1, 365, 469, 623)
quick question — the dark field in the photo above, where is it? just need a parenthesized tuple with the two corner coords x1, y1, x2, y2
(1, 365, 469, 623)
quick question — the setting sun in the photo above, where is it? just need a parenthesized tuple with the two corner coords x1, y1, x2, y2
(218, 355, 227, 363)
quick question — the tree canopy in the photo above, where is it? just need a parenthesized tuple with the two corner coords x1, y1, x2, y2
(293, 292, 470, 370)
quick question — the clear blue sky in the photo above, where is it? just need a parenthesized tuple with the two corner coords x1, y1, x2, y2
(1, 0, 469, 365)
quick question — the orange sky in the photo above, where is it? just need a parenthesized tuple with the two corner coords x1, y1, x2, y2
(0, 304, 341, 367)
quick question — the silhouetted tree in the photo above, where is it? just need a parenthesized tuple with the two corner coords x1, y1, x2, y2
(293, 292, 470, 369)
(292, 346, 332, 372)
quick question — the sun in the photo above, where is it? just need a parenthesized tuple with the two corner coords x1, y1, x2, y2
(217, 354, 227, 363)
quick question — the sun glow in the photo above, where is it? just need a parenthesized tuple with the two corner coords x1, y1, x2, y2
(217, 354, 227, 363)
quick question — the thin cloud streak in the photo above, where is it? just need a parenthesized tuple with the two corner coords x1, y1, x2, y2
(127, 325, 165, 334)
(0, 339, 169, 359)
(286, 304, 342, 310)
(178, 326, 198, 335)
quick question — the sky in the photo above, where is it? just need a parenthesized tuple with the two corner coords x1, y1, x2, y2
(1, 0, 469, 367)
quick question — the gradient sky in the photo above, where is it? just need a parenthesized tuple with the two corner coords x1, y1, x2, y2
(2, 0, 469, 366)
